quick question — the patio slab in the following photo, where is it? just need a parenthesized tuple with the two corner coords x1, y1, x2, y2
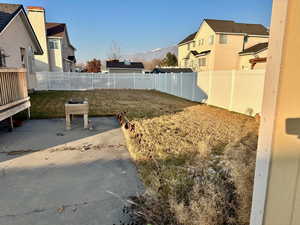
(0, 117, 143, 225)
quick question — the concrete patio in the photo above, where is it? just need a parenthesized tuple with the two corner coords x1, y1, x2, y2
(0, 117, 143, 225)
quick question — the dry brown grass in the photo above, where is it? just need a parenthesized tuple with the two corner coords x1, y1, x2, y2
(124, 104, 259, 225)
(28, 90, 259, 225)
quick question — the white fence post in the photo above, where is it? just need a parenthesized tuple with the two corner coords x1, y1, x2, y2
(180, 72, 183, 98)
(192, 73, 196, 101)
(208, 70, 213, 105)
(229, 70, 236, 111)
(113, 74, 116, 89)
(133, 73, 136, 89)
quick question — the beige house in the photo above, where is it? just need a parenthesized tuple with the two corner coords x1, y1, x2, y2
(27, 6, 76, 72)
(0, 4, 43, 70)
(178, 19, 269, 71)
(238, 42, 268, 70)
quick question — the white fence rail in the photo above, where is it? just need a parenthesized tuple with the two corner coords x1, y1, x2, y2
(35, 70, 265, 116)
(36, 72, 204, 102)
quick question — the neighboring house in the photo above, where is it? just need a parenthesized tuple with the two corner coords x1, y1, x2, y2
(27, 6, 76, 72)
(106, 60, 144, 73)
(151, 68, 193, 73)
(0, 3, 43, 70)
(238, 42, 268, 70)
(0, 3, 43, 124)
(178, 19, 269, 71)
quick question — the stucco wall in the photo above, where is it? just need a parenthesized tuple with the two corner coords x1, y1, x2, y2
(244, 36, 269, 49)
(0, 14, 37, 68)
(213, 34, 244, 70)
(259, 0, 300, 224)
(239, 49, 268, 70)
(61, 34, 75, 72)
(27, 8, 50, 72)
(48, 38, 63, 72)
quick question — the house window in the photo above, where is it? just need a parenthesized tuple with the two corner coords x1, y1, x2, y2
(244, 35, 248, 43)
(199, 58, 206, 67)
(20, 48, 26, 68)
(187, 43, 190, 51)
(49, 39, 59, 49)
(192, 41, 195, 48)
(208, 35, 214, 45)
(0, 49, 7, 67)
(199, 39, 204, 46)
(219, 34, 228, 44)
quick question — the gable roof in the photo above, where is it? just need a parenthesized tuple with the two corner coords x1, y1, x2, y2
(178, 32, 197, 45)
(46, 22, 76, 50)
(0, 3, 43, 55)
(106, 60, 144, 69)
(0, 3, 22, 32)
(239, 42, 268, 55)
(46, 22, 66, 37)
(204, 19, 269, 35)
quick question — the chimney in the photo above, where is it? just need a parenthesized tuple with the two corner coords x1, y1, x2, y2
(27, 6, 50, 71)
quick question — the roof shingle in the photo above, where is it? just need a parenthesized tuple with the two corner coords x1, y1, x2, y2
(0, 3, 22, 32)
(106, 60, 144, 69)
(205, 19, 269, 35)
(178, 32, 197, 45)
(239, 42, 268, 54)
(46, 22, 66, 37)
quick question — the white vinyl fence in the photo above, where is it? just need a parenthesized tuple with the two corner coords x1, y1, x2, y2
(35, 70, 265, 116)
(36, 72, 205, 102)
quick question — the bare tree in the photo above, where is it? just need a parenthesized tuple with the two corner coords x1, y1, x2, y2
(107, 41, 122, 60)
(86, 58, 101, 73)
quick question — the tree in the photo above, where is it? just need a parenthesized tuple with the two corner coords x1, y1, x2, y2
(107, 41, 122, 60)
(86, 58, 101, 73)
(143, 58, 162, 70)
(160, 52, 178, 67)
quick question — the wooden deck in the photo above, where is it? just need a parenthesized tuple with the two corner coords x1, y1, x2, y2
(0, 68, 30, 122)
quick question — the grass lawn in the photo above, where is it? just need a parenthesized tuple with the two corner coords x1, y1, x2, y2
(29, 89, 196, 119)
(29, 89, 259, 225)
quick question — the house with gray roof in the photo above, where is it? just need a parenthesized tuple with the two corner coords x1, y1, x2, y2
(0, 3, 43, 70)
(178, 19, 269, 71)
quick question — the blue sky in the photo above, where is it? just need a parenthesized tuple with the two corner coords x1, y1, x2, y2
(3, 0, 273, 62)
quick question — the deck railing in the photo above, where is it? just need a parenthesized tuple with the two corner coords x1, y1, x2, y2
(0, 68, 28, 108)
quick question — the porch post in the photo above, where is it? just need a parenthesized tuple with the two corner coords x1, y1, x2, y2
(250, 0, 300, 224)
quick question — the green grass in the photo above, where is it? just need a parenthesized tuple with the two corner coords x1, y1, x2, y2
(28, 90, 197, 119)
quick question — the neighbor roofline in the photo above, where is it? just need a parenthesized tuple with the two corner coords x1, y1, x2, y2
(215, 32, 269, 37)
(178, 40, 195, 46)
(0, 6, 43, 55)
(239, 47, 268, 56)
(107, 67, 144, 70)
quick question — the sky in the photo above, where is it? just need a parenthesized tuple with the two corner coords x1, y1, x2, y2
(3, 0, 273, 63)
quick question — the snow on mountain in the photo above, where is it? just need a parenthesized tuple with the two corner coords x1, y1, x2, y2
(125, 45, 178, 62)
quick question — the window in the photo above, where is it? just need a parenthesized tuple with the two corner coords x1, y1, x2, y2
(49, 39, 59, 49)
(198, 58, 206, 67)
(219, 34, 228, 44)
(0, 49, 7, 67)
(192, 41, 195, 48)
(187, 43, 190, 51)
(199, 39, 204, 46)
(20, 48, 26, 68)
(244, 35, 248, 43)
(208, 35, 214, 45)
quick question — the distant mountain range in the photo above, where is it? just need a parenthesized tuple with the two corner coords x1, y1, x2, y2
(125, 45, 178, 62)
